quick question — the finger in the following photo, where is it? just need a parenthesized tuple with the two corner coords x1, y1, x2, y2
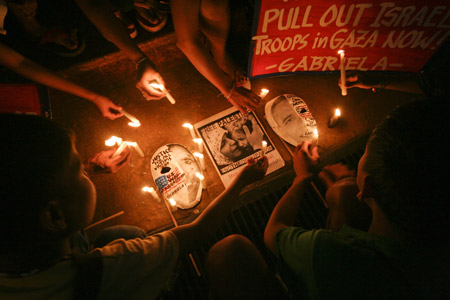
(311, 146, 319, 159)
(300, 141, 311, 154)
(247, 157, 256, 164)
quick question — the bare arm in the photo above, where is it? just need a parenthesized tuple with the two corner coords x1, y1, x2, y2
(171, 157, 268, 255)
(264, 142, 319, 254)
(0, 43, 122, 119)
(170, 0, 260, 113)
(342, 71, 423, 94)
(75, 0, 165, 99)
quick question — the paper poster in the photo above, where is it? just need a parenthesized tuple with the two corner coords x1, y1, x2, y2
(249, 0, 450, 77)
(151, 144, 202, 209)
(195, 108, 285, 187)
(265, 94, 318, 146)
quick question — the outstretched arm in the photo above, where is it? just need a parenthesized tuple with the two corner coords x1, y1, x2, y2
(171, 157, 268, 255)
(75, 0, 165, 100)
(170, 0, 260, 113)
(264, 142, 319, 254)
(0, 43, 122, 119)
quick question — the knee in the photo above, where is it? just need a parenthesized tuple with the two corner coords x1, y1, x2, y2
(206, 235, 251, 270)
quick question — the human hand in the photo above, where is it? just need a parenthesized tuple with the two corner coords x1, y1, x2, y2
(293, 141, 320, 181)
(340, 71, 384, 90)
(92, 96, 123, 120)
(318, 163, 355, 189)
(239, 156, 269, 186)
(136, 58, 166, 100)
(85, 147, 131, 174)
(243, 115, 264, 150)
(228, 87, 261, 114)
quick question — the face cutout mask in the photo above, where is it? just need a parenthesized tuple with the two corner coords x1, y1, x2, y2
(265, 94, 317, 146)
(151, 144, 202, 209)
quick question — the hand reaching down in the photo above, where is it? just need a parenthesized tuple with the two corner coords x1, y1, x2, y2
(136, 58, 166, 100)
(239, 156, 269, 186)
(228, 87, 261, 114)
(92, 96, 123, 120)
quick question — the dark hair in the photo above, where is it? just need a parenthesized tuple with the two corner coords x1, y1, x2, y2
(0, 114, 73, 253)
(362, 100, 450, 246)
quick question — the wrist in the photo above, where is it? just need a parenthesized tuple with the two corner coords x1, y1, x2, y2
(293, 174, 313, 185)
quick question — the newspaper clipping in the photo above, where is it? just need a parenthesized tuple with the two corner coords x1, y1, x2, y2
(195, 107, 285, 187)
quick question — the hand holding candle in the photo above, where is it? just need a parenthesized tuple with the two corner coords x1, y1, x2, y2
(149, 82, 176, 104)
(338, 50, 347, 96)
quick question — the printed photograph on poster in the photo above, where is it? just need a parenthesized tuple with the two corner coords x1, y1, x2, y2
(195, 107, 285, 187)
(265, 94, 317, 147)
(151, 144, 202, 209)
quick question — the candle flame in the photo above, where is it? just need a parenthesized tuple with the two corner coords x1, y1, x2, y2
(195, 172, 205, 180)
(262, 140, 268, 147)
(313, 129, 319, 138)
(260, 88, 269, 98)
(193, 152, 204, 159)
(183, 123, 193, 129)
(193, 138, 202, 144)
(338, 49, 345, 54)
(128, 121, 141, 127)
(169, 198, 177, 206)
(105, 136, 122, 146)
(142, 186, 154, 193)
(149, 82, 164, 90)
(335, 108, 341, 117)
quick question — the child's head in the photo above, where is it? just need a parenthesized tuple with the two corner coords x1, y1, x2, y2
(0, 114, 96, 255)
(356, 100, 450, 246)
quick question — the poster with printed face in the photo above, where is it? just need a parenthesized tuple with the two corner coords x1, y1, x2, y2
(265, 94, 318, 146)
(249, 0, 450, 77)
(195, 108, 285, 188)
(151, 144, 202, 209)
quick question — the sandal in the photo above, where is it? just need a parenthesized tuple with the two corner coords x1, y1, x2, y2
(39, 27, 85, 57)
(134, 0, 167, 33)
(114, 10, 138, 39)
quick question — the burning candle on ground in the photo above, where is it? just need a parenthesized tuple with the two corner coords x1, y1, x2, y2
(168, 198, 178, 212)
(120, 109, 141, 127)
(112, 142, 129, 158)
(142, 186, 160, 202)
(195, 172, 206, 189)
(312, 129, 319, 147)
(194, 152, 206, 170)
(193, 138, 203, 153)
(328, 108, 341, 128)
(149, 82, 176, 104)
(105, 136, 123, 147)
(183, 123, 197, 139)
(259, 88, 269, 99)
(261, 140, 268, 156)
(338, 50, 347, 96)
(125, 141, 145, 157)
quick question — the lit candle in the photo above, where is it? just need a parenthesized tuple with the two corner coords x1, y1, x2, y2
(312, 129, 319, 147)
(105, 136, 123, 147)
(261, 140, 268, 156)
(259, 88, 269, 99)
(183, 123, 197, 139)
(112, 142, 128, 158)
(169, 198, 178, 212)
(120, 109, 141, 127)
(195, 172, 206, 189)
(193, 138, 203, 153)
(338, 50, 347, 96)
(142, 186, 160, 202)
(149, 83, 176, 104)
(328, 108, 341, 128)
(194, 152, 206, 170)
(125, 141, 145, 157)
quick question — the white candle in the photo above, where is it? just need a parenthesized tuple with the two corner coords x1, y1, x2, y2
(149, 83, 176, 104)
(183, 123, 197, 139)
(169, 198, 178, 212)
(120, 109, 141, 126)
(112, 142, 128, 158)
(195, 172, 206, 189)
(328, 108, 341, 128)
(194, 152, 206, 170)
(193, 138, 203, 153)
(312, 129, 319, 147)
(259, 88, 269, 99)
(338, 50, 347, 96)
(261, 140, 268, 156)
(125, 141, 145, 157)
